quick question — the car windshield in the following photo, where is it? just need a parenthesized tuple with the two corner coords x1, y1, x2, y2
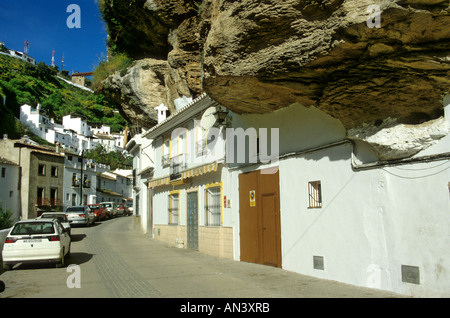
(11, 222, 55, 235)
(66, 207, 85, 213)
(41, 214, 68, 222)
(103, 203, 112, 207)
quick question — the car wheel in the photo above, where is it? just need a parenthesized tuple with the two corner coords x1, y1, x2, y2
(56, 248, 65, 268)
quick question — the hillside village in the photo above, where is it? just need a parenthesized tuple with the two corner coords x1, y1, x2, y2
(0, 42, 133, 223)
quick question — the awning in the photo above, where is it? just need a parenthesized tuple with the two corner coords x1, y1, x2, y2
(147, 162, 219, 188)
(182, 162, 218, 179)
(148, 176, 170, 188)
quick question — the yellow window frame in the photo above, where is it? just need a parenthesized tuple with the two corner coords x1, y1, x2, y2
(168, 190, 181, 224)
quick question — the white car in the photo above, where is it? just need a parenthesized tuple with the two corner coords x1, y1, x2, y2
(2, 219, 71, 270)
(37, 212, 71, 236)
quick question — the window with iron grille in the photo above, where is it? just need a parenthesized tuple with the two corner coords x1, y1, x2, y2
(308, 181, 322, 208)
(205, 186, 221, 226)
(168, 192, 179, 225)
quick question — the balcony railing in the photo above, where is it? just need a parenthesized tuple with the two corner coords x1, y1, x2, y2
(170, 154, 186, 181)
(162, 154, 170, 167)
(36, 198, 61, 206)
(72, 179, 81, 187)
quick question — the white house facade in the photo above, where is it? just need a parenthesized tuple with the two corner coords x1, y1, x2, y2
(126, 131, 154, 234)
(224, 95, 450, 297)
(63, 152, 110, 210)
(0, 156, 20, 223)
(139, 94, 234, 257)
(129, 91, 450, 297)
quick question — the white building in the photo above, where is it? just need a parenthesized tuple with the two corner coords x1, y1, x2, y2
(126, 131, 154, 233)
(62, 115, 92, 137)
(0, 156, 20, 224)
(3, 49, 36, 65)
(130, 92, 450, 297)
(225, 94, 450, 297)
(19, 104, 102, 154)
(96, 170, 132, 204)
(63, 152, 110, 210)
(139, 94, 233, 257)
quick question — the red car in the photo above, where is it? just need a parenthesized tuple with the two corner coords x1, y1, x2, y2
(87, 204, 107, 221)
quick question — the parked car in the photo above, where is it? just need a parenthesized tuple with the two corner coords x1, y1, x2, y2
(87, 204, 107, 221)
(100, 202, 117, 218)
(65, 206, 95, 226)
(2, 219, 71, 270)
(37, 212, 71, 236)
(114, 203, 126, 216)
(125, 203, 133, 216)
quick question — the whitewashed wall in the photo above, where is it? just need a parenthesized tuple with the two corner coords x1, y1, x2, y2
(228, 101, 450, 297)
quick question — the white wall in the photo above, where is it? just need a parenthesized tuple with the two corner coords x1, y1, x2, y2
(228, 100, 450, 297)
(0, 164, 20, 223)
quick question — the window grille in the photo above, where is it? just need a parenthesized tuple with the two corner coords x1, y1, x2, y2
(205, 186, 221, 226)
(308, 181, 322, 208)
(169, 193, 179, 225)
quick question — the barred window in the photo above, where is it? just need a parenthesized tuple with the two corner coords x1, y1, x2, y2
(206, 186, 221, 226)
(169, 192, 179, 225)
(308, 181, 322, 208)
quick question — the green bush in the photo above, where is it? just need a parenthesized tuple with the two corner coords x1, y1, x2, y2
(0, 205, 13, 230)
(92, 53, 133, 89)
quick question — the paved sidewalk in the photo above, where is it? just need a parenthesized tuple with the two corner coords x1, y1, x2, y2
(0, 217, 405, 299)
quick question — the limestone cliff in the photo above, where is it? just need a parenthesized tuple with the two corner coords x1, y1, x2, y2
(98, 0, 450, 159)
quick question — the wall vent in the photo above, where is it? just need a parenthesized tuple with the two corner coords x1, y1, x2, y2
(401, 265, 420, 284)
(313, 256, 324, 270)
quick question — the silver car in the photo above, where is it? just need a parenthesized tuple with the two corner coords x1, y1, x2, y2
(100, 202, 117, 218)
(65, 206, 95, 227)
(37, 212, 71, 236)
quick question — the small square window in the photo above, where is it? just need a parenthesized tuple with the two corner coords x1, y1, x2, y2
(308, 181, 322, 208)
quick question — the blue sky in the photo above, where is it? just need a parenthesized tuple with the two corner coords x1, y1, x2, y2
(0, 0, 107, 74)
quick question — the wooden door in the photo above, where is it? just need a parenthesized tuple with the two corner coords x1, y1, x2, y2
(239, 169, 281, 267)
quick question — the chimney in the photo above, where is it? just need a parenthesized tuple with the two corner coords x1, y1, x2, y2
(155, 104, 168, 124)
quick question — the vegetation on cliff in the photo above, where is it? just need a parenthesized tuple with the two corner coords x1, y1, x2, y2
(0, 54, 127, 139)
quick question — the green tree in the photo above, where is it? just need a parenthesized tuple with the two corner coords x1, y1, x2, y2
(0, 204, 13, 230)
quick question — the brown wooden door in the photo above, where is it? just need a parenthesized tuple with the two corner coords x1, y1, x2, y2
(239, 169, 281, 267)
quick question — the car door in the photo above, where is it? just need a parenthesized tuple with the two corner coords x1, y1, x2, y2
(56, 221, 70, 253)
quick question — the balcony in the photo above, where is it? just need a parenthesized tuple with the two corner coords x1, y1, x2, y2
(72, 179, 81, 187)
(170, 154, 186, 181)
(36, 198, 61, 206)
(83, 180, 91, 188)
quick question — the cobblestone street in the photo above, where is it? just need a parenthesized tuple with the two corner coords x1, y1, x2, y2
(0, 216, 404, 300)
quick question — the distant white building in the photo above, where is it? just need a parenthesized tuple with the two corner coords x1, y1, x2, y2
(0, 156, 20, 223)
(62, 115, 92, 137)
(96, 170, 132, 204)
(63, 151, 110, 210)
(0, 49, 36, 65)
(19, 104, 107, 154)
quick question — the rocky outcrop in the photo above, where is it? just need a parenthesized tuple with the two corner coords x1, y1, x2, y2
(98, 0, 450, 158)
